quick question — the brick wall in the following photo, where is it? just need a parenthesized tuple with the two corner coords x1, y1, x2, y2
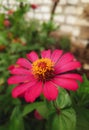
(1, 0, 89, 46)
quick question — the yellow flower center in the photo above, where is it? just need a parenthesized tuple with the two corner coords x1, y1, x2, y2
(32, 58, 54, 82)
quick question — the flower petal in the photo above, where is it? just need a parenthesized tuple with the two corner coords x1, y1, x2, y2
(12, 79, 37, 98)
(41, 50, 51, 58)
(51, 49, 63, 63)
(55, 52, 74, 67)
(52, 77, 78, 91)
(25, 82, 42, 102)
(43, 81, 58, 101)
(26, 51, 38, 62)
(10, 67, 31, 75)
(8, 65, 16, 71)
(56, 74, 83, 82)
(8, 75, 34, 84)
(16, 58, 32, 69)
(55, 61, 81, 74)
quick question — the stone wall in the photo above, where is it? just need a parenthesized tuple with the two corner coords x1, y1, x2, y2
(1, 0, 89, 46)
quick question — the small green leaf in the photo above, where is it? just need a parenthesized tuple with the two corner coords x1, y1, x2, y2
(22, 102, 44, 116)
(9, 106, 24, 130)
(36, 102, 55, 119)
(56, 87, 72, 109)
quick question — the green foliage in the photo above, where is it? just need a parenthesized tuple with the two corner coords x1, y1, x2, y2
(71, 75, 89, 107)
(46, 108, 76, 130)
(9, 106, 25, 130)
(22, 102, 44, 116)
(60, 36, 70, 51)
(44, 88, 76, 130)
(0, 13, 5, 29)
(41, 21, 58, 34)
(34, 88, 76, 130)
(76, 107, 89, 130)
(71, 75, 89, 130)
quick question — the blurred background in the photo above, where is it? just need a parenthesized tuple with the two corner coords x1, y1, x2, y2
(0, 0, 89, 79)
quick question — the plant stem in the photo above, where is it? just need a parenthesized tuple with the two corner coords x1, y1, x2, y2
(53, 101, 60, 115)
(50, 0, 60, 21)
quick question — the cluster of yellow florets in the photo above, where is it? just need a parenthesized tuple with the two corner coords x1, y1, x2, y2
(32, 58, 54, 80)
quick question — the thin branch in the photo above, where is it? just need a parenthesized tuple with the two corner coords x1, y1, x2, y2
(50, 0, 60, 21)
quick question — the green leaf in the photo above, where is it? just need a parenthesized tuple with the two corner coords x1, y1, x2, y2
(56, 87, 72, 109)
(76, 107, 89, 130)
(22, 102, 44, 116)
(9, 106, 24, 130)
(36, 102, 55, 119)
(0, 14, 5, 29)
(37, 88, 72, 119)
(0, 78, 5, 85)
(0, 32, 7, 44)
(78, 75, 89, 93)
(46, 108, 76, 130)
(71, 75, 89, 107)
(45, 88, 76, 130)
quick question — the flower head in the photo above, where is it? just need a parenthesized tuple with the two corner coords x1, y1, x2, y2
(30, 4, 38, 10)
(8, 50, 83, 102)
(4, 19, 11, 27)
(8, 10, 14, 15)
(32, 58, 54, 82)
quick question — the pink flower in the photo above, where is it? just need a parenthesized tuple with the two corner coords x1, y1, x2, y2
(4, 19, 11, 27)
(30, 4, 38, 10)
(34, 110, 43, 120)
(8, 10, 14, 15)
(8, 50, 82, 102)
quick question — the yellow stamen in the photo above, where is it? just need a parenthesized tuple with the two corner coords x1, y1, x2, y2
(32, 58, 54, 81)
